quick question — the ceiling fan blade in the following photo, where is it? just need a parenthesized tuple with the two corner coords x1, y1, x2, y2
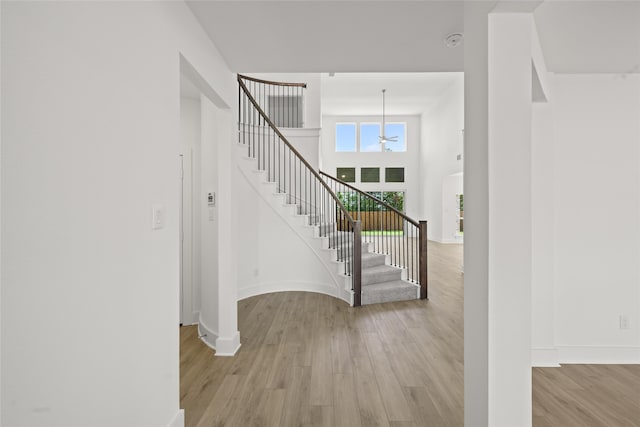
(379, 135, 398, 143)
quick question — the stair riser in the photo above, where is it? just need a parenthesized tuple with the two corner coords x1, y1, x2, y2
(361, 255, 386, 269)
(339, 255, 392, 275)
(362, 287, 419, 305)
(335, 244, 370, 259)
(318, 223, 335, 235)
(362, 269, 402, 286)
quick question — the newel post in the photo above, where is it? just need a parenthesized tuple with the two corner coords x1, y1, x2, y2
(353, 220, 362, 307)
(419, 220, 428, 299)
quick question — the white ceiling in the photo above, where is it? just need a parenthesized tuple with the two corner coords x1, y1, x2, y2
(534, 1, 640, 74)
(186, 1, 639, 75)
(321, 72, 462, 116)
(186, 1, 465, 73)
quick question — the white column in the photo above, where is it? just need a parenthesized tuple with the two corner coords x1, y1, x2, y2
(488, 12, 534, 426)
(465, 5, 542, 425)
(214, 107, 240, 356)
(198, 96, 240, 356)
(198, 95, 220, 349)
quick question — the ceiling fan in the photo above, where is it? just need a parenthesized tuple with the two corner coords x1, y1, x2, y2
(379, 89, 398, 144)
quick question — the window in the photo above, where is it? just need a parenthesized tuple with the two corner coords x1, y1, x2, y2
(337, 191, 404, 211)
(361, 167, 380, 183)
(383, 123, 406, 152)
(385, 167, 404, 182)
(335, 121, 407, 153)
(360, 123, 381, 152)
(336, 123, 356, 152)
(338, 191, 405, 233)
(336, 167, 356, 183)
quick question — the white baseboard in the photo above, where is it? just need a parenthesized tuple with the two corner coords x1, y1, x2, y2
(440, 238, 464, 244)
(215, 331, 242, 356)
(181, 311, 200, 327)
(531, 347, 560, 367)
(557, 345, 640, 364)
(197, 318, 219, 352)
(197, 316, 241, 356)
(191, 311, 200, 326)
(168, 409, 184, 427)
(238, 281, 346, 303)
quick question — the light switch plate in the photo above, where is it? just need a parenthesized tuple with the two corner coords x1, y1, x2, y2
(152, 204, 165, 230)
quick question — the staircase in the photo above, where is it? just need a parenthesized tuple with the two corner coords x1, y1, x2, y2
(360, 251, 420, 305)
(237, 74, 427, 306)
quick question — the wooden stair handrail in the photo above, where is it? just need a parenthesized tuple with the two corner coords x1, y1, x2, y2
(238, 76, 353, 223)
(238, 73, 307, 88)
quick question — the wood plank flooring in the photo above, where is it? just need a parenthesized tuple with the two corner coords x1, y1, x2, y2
(180, 241, 640, 426)
(181, 241, 463, 427)
(533, 364, 640, 426)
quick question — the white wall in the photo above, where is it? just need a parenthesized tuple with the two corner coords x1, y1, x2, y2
(321, 115, 422, 219)
(420, 75, 464, 242)
(442, 173, 464, 244)
(552, 74, 640, 363)
(281, 128, 322, 171)
(531, 95, 557, 366)
(235, 151, 341, 300)
(1, 2, 236, 426)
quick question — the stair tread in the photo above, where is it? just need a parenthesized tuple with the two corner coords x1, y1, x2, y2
(361, 280, 418, 292)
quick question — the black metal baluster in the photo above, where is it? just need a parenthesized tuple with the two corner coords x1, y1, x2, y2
(408, 224, 412, 281)
(288, 86, 291, 127)
(403, 221, 407, 277)
(244, 90, 248, 153)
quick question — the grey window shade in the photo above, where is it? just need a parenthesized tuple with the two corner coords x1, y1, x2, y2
(385, 167, 404, 182)
(361, 167, 380, 183)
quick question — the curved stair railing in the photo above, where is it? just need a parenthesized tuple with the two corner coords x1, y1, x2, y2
(238, 74, 363, 306)
(320, 171, 427, 299)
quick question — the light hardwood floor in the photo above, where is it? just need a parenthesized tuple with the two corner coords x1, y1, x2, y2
(533, 364, 640, 426)
(180, 241, 640, 426)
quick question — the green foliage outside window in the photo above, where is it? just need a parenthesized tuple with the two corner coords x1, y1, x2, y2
(337, 191, 404, 212)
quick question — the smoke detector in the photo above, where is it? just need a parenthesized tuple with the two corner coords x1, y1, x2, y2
(444, 33, 464, 48)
